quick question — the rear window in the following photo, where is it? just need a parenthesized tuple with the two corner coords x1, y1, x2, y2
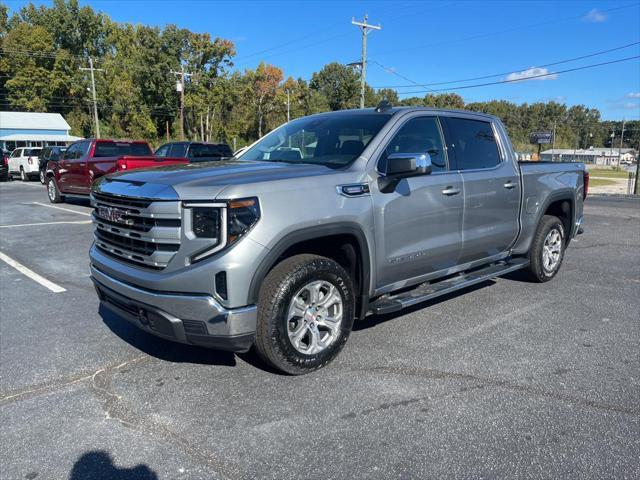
(94, 142, 152, 157)
(188, 143, 232, 159)
(446, 118, 501, 170)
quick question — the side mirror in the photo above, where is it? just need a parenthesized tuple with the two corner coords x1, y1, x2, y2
(384, 152, 432, 177)
(378, 152, 432, 193)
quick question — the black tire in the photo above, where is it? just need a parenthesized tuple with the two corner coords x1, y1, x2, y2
(47, 177, 63, 203)
(39, 169, 46, 184)
(526, 215, 566, 282)
(20, 167, 29, 182)
(254, 254, 355, 375)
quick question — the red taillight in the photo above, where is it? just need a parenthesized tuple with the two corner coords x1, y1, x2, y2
(3, 156, 7, 167)
(28, 157, 33, 165)
(583, 171, 589, 199)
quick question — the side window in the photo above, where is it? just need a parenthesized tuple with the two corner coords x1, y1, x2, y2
(11, 149, 21, 158)
(170, 143, 188, 157)
(446, 118, 501, 170)
(65, 143, 82, 160)
(155, 144, 170, 157)
(380, 116, 448, 173)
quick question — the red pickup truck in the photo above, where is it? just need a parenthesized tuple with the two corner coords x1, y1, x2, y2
(46, 139, 187, 203)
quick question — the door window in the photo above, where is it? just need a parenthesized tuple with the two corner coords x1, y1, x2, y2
(380, 116, 448, 173)
(170, 143, 188, 157)
(155, 144, 170, 157)
(11, 149, 21, 158)
(445, 118, 501, 170)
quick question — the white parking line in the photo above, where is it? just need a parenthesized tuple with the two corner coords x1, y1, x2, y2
(0, 251, 66, 293)
(0, 220, 92, 229)
(32, 202, 92, 217)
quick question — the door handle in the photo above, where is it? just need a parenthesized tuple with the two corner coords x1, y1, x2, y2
(78, 163, 86, 167)
(504, 182, 516, 189)
(442, 187, 461, 196)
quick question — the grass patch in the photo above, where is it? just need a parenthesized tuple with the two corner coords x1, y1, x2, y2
(589, 178, 618, 187)
(588, 169, 630, 178)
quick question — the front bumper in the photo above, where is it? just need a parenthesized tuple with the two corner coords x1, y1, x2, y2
(91, 264, 256, 352)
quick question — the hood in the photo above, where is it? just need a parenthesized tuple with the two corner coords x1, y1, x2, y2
(94, 160, 342, 200)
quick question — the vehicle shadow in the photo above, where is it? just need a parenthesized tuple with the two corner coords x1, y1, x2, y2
(354, 280, 495, 331)
(69, 450, 157, 480)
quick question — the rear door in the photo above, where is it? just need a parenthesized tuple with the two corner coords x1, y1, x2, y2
(442, 116, 520, 264)
(371, 114, 464, 289)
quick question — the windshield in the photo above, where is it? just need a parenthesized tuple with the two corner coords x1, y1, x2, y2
(241, 113, 391, 168)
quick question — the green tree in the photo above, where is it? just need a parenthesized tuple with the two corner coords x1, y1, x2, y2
(309, 62, 359, 110)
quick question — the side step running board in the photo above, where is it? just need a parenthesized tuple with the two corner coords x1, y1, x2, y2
(368, 258, 529, 315)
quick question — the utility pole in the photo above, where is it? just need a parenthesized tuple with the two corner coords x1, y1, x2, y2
(551, 121, 557, 161)
(618, 118, 626, 168)
(610, 130, 615, 167)
(79, 57, 104, 139)
(170, 66, 193, 141)
(352, 14, 381, 109)
(286, 89, 291, 122)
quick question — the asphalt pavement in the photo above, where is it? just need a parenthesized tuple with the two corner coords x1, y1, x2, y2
(0, 181, 638, 480)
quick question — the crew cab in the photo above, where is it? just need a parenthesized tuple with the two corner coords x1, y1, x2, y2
(155, 141, 233, 162)
(46, 139, 187, 203)
(8, 147, 42, 181)
(89, 107, 587, 374)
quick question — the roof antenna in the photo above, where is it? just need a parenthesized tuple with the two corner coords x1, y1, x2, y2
(375, 99, 392, 113)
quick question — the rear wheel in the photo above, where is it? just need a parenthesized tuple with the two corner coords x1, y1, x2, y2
(526, 215, 565, 282)
(39, 169, 46, 184)
(254, 254, 355, 375)
(20, 167, 29, 182)
(47, 177, 63, 203)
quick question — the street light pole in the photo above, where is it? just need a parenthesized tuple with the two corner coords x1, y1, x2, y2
(352, 14, 381, 109)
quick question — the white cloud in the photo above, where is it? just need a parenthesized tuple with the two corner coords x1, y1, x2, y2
(506, 67, 558, 82)
(627, 92, 640, 98)
(584, 8, 607, 23)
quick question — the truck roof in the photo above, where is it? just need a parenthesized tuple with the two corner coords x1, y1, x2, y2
(306, 106, 498, 122)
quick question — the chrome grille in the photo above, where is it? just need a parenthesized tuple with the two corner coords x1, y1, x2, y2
(91, 191, 181, 269)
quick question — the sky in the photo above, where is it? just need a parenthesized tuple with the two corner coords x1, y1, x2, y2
(5, 0, 640, 120)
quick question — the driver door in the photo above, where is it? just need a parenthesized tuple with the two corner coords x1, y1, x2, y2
(371, 115, 464, 290)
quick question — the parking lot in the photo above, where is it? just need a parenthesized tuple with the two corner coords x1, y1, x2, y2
(0, 181, 638, 479)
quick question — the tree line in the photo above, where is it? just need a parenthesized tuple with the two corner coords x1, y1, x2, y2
(1, 0, 638, 152)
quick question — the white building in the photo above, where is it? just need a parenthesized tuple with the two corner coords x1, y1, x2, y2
(0, 111, 82, 151)
(540, 147, 637, 165)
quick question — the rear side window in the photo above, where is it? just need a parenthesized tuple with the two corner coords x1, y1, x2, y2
(155, 144, 170, 157)
(26, 148, 41, 156)
(189, 144, 232, 159)
(446, 118, 501, 170)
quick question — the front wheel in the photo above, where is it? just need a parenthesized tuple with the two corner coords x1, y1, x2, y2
(47, 177, 63, 203)
(526, 215, 566, 282)
(254, 254, 355, 375)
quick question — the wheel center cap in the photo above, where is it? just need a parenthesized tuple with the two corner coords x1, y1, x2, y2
(304, 308, 317, 323)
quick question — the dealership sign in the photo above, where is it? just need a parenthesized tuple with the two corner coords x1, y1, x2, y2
(530, 131, 553, 144)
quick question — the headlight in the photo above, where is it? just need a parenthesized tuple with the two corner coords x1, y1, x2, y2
(185, 197, 260, 263)
(192, 207, 221, 238)
(227, 198, 260, 246)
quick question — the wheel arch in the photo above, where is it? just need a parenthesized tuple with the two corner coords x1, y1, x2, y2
(248, 223, 372, 320)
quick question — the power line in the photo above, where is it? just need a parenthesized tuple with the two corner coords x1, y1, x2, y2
(394, 56, 640, 95)
(370, 59, 437, 95)
(370, 2, 640, 58)
(372, 40, 640, 89)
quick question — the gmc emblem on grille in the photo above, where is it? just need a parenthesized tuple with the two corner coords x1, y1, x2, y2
(98, 206, 127, 224)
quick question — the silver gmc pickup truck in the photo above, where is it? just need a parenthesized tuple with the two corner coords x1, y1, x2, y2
(89, 106, 587, 374)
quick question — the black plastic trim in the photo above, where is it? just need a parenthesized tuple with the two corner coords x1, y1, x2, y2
(248, 222, 372, 319)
